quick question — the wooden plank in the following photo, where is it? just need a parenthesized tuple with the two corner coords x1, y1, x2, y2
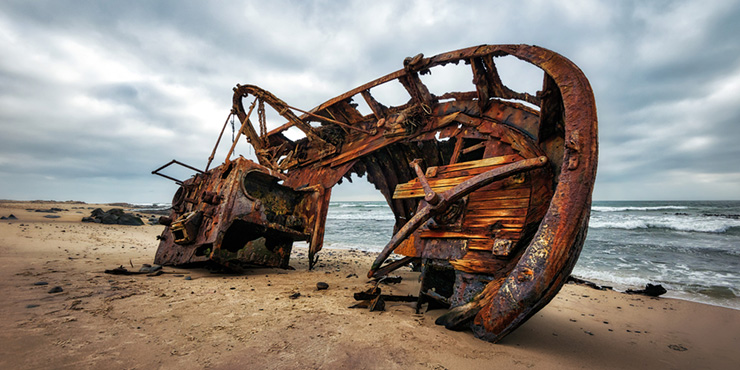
(463, 208, 528, 218)
(491, 230, 523, 239)
(431, 154, 521, 176)
(449, 258, 508, 275)
(467, 239, 493, 251)
(464, 197, 529, 210)
(431, 160, 522, 180)
(393, 170, 529, 198)
(449, 136, 465, 164)
(419, 230, 489, 239)
(419, 226, 522, 237)
(468, 187, 531, 201)
(397, 175, 476, 190)
(394, 181, 531, 199)
(462, 221, 526, 230)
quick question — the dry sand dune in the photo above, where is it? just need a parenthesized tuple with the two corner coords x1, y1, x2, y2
(0, 201, 738, 369)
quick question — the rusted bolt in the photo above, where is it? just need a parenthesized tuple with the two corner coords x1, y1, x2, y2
(517, 268, 534, 282)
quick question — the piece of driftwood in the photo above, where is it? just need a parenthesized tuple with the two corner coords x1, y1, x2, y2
(152, 44, 598, 342)
(567, 276, 613, 291)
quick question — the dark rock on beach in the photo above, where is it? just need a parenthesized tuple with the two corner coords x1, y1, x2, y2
(82, 208, 144, 226)
(35, 208, 65, 213)
(626, 283, 667, 297)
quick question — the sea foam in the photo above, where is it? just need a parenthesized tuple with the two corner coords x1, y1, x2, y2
(589, 215, 740, 233)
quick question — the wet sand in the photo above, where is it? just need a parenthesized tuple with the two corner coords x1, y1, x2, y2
(1, 200, 738, 369)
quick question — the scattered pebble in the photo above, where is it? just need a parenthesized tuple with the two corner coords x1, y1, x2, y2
(33, 281, 49, 286)
(26, 304, 40, 308)
(668, 344, 688, 352)
(316, 282, 329, 290)
(184, 276, 192, 280)
(48, 286, 63, 294)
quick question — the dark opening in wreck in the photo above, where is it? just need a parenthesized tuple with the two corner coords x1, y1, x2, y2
(152, 44, 597, 342)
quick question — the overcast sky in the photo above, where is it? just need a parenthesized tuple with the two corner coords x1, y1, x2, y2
(1, 0, 739, 203)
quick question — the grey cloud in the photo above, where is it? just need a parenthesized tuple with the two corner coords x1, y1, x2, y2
(1, 0, 739, 202)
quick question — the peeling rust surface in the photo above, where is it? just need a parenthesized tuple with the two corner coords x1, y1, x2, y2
(153, 44, 597, 342)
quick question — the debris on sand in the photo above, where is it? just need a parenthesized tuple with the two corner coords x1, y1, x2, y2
(104, 264, 164, 276)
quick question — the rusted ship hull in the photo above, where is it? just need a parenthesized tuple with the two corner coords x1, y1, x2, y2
(153, 44, 597, 342)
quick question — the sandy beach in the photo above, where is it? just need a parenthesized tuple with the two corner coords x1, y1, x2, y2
(0, 200, 738, 369)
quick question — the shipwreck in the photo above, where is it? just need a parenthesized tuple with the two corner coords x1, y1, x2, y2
(152, 44, 598, 342)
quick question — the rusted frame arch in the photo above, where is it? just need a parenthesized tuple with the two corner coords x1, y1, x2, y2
(467, 45, 598, 342)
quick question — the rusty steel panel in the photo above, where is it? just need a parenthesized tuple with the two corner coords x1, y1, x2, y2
(152, 44, 597, 342)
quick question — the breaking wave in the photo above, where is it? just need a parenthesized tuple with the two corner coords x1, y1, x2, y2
(592, 205, 689, 212)
(588, 216, 740, 233)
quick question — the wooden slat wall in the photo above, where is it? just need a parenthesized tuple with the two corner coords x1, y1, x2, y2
(390, 153, 534, 256)
(415, 183, 531, 253)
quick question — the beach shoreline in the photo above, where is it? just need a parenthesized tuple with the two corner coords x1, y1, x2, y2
(1, 200, 738, 369)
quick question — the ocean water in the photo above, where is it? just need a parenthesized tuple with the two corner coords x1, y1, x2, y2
(321, 200, 740, 310)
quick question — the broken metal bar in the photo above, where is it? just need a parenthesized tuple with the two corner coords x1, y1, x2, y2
(371, 256, 418, 278)
(285, 104, 375, 135)
(152, 159, 205, 184)
(152, 172, 184, 185)
(152, 159, 205, 175)
(409, 159, 440, 205)
(225, 97, 258, 162)
(206, 111, 235, 171)
(353, 290, 417, 302)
